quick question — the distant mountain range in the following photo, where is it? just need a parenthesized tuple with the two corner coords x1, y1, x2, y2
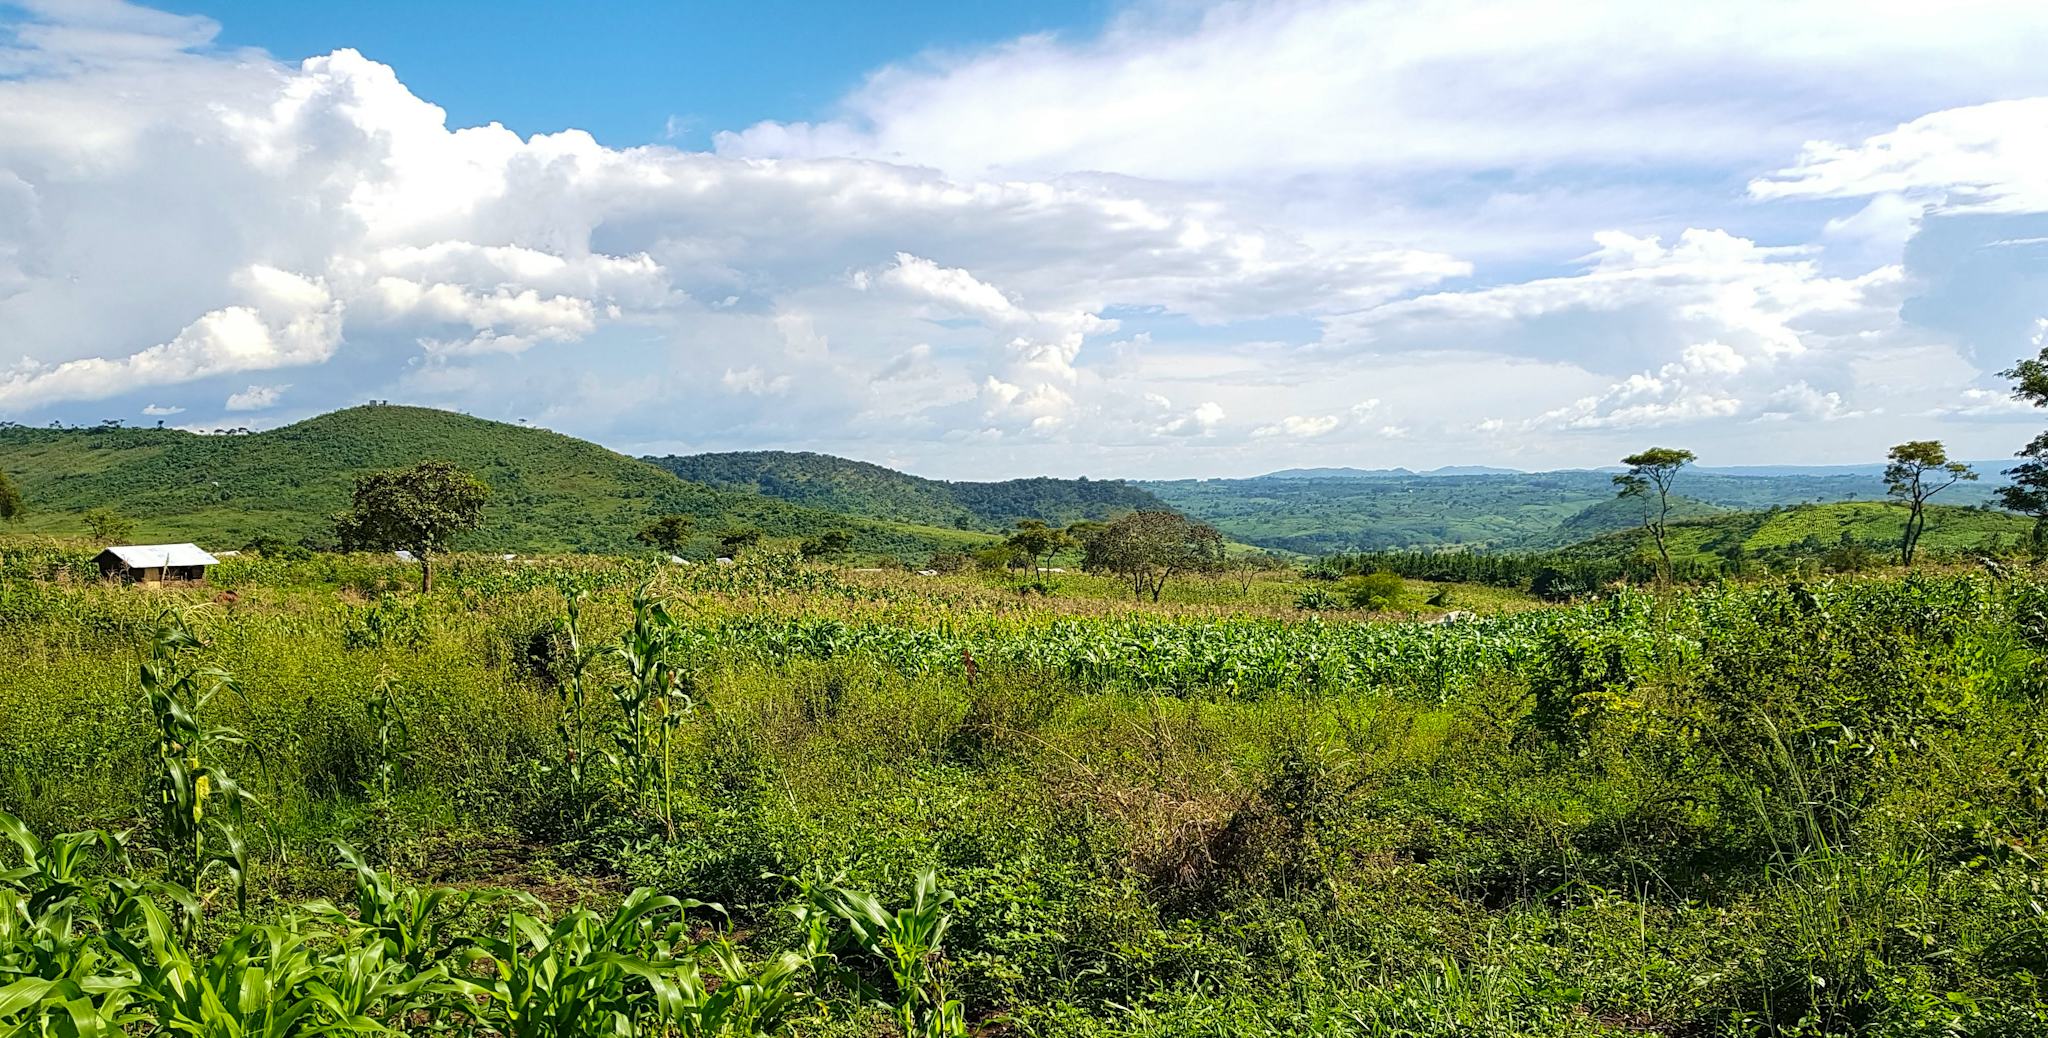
(1258, 465, 1525, 479)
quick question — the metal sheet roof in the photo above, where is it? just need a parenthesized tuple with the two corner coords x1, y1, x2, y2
(97, 544, 220, 568)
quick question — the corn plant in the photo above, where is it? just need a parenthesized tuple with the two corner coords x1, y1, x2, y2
(318, 842, 486, 977)
(625, 937, 818, 1037)
(451, 888, 706, 1038)
(789, 868, 967, 1038)
(107, 894, 438, 1038)
(137, 614, 254, 915)
(0, 812, 134, 1006)
(605, 582, 694, 831)
(549, 589, 604, 828)
(360, 680, 411, 806)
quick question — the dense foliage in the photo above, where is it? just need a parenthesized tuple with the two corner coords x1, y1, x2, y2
(646, 450, 1165, 531)
(1142, 470, 2004, 554)
(0, 407, 992, 560)
(1335, 501, 2035, 596)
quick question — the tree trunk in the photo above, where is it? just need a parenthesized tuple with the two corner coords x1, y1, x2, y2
(1653, 492, 1673, 581)
(420, 550, 433, 594)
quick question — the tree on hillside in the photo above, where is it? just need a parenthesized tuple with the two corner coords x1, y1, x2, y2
(1004, 520, 1070, 580)
(1613, 447, 1696, 580)
(635, 514, 696, 555)
(1078, 510, 1224, 602)
(1997, 433, 2048, 557)
(334, 461, 490, 593)
(800, 529, 853, 560)
(82, 507, 135, 543)
(0, 471, 23, 523)
(719, 528, 762, 555)
(1884, 440, 1975, 565)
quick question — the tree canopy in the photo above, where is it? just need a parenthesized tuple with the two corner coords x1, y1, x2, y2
(0, 470, 22, 523)
(334, 461, 491, 592)
(1613, 447, 1695, 579)
(81, 507, 133, 543)
(1883, 440, 1975, 565)
(1078, 510, 1225, 602)
(635, 514, 696, 555)
(1004, 519, 1071, 579)
(800, 529, 854, 560)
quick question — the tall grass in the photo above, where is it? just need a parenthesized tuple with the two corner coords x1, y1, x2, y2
(1, 558, 2045, 1034)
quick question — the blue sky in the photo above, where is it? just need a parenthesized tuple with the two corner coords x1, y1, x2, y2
(181, 0, 1114, 147)
(2, 0, 2046, 478)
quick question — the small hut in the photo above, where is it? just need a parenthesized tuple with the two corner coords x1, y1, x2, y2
(95, 543, 220, 584)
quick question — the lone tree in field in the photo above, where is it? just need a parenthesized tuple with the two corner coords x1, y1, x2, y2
(1079, 510, 1224, 602)
(82, 507, 135, 543)
(1884, 440, 1975, 565)
(1613, 447, 1696, 580)
(635, 514, 696, 555)
(0, 470, 23, 523)
(335, 461, 490, 593)
(1004, 519, 1071, 580)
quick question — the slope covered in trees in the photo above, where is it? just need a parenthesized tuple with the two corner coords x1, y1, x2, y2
(0, 407, 989, 557)
(644, 450, 1166, 530)
(1144, 468, 2004, 554)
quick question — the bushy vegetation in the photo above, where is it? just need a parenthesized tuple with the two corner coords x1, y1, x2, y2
(3, 542, 2046, 1034)
(0, 407, 991, 560)
(1143, 470, 2003, 555)
(1335, 500, 2036, 596)
(646, 450, 1165, 531)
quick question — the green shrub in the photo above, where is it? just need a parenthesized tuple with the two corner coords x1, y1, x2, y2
(1341, 571, 1405, 610)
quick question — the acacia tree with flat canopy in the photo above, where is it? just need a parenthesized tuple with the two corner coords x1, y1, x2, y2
(335, 461, 490, 593)
(1079, 510, 1224, 602)
(1613, 447, 1695, 581)
(1884, 440, 1975, 565)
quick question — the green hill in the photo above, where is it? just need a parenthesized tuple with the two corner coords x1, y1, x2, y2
(1548, 493, 1732, 543)
(1554, 501, 2034, 566)
(1143, 469, 2003, 554)
(644, 450, 1165, 530)
(0, 407, 991, 558)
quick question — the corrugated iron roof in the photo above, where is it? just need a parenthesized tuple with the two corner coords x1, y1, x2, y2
(97, 544, 220, 568)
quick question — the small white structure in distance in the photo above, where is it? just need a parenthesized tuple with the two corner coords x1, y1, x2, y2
(393, 550, 416, 562)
